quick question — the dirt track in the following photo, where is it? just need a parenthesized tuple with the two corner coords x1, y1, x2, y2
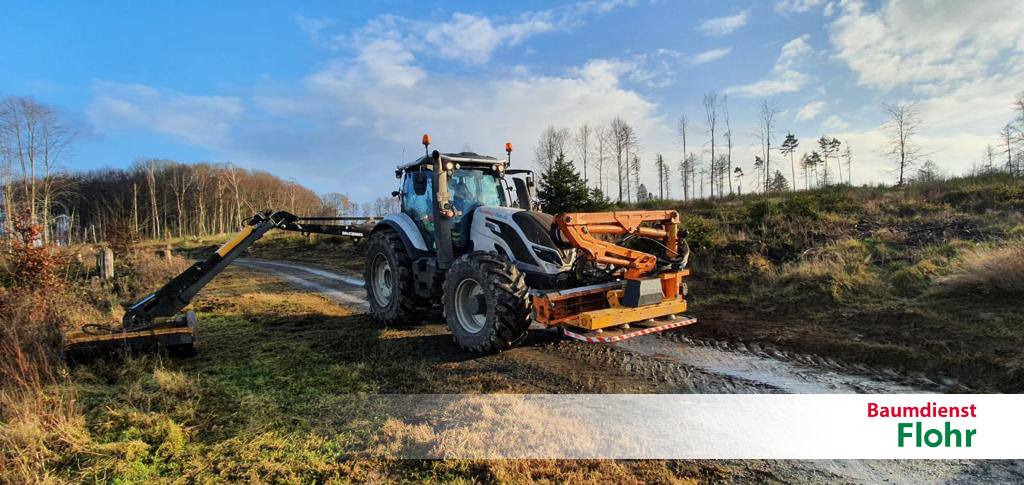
(232, 258, 1024, 483)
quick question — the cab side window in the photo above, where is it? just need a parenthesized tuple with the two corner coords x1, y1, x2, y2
(401, 172, 435, 248)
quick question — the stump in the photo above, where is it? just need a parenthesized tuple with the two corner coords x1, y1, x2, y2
(97, 246, 114, 280)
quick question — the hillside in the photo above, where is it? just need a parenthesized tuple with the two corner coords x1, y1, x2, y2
(632, 173, 1024, 392)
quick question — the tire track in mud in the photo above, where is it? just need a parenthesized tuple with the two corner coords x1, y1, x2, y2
(235, 258, 929, 395)
(232, 259, 1024, 484)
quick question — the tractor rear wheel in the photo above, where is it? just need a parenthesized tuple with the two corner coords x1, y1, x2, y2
(364, 230, 429, 325)
(443, 252, 531, 353)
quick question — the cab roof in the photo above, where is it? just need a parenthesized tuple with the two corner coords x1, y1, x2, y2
(396, 152, 504, 173)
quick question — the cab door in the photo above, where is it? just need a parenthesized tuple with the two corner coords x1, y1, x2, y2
(401, 171, 435, 249)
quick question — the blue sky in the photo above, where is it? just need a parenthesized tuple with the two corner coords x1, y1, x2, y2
(3, 0, 1022, 202)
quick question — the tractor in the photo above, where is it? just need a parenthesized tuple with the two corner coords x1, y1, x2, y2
(363, 135, 695, 352)
(63, 134, 695, 359)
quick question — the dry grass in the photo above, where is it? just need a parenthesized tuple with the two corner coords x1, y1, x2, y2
(937, 243, 1024, 295)
(0, 222, 85, 483)
(761, 240, 886, 305)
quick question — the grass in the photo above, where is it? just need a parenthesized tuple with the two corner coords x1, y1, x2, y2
(935, 243, 1024, 296)
(7, 266, 727, 482)
(619, 174, 1024, 391)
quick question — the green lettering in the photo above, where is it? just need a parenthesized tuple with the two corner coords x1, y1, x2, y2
(898, 423, 913, 447)
(925, 428, 943, 447)
(945, 422, 961, 447)
(967, 429, 976, 447)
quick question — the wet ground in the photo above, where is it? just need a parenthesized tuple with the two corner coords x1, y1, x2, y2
(231, 257, 1024, 483)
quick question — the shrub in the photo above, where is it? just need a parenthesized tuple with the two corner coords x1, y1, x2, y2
(680, 215, 719, 251)
(936, 244, 1024, 296)
(0, 220, 88, 484)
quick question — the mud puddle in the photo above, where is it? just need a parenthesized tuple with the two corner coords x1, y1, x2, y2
(612, 335, 921, 394)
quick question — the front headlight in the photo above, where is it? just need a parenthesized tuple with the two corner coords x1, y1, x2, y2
(533, 246, 562, 266)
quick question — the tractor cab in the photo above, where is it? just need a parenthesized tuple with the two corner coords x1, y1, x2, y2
(393, 140, 535, 253)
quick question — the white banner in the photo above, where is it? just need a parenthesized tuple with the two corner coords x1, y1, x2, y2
(333, 394, 1023, 459)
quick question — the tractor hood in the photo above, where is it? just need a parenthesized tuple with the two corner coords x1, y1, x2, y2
(470, 206, 574, 276)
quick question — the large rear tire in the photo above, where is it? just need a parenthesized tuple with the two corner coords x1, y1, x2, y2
(443, 252, 531, 353)
(364, 230, 429, 325)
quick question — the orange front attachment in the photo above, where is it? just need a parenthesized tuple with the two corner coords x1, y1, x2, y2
(531, 210, 689, 329)
(556, 210, 680, 281)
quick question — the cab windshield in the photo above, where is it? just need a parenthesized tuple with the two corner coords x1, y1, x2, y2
(450, 169, 507, 214)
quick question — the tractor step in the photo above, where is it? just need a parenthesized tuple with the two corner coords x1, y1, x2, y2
(562, 314, 696, 343)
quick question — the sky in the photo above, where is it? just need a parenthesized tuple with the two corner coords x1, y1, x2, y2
(3, 0, 1022, 202)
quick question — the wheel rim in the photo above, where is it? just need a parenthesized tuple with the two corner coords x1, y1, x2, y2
(454, 278, 487, 333)
(371, 254, 394, 307)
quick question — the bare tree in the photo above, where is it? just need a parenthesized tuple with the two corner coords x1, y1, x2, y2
(721, 95, 733, 195)
(842, 145, 853, 185)
(702, 93, 718, 198)
(0, 97, 75, 241)
(882, 102, 922, 186)
(609, 117, 637, 202)
(1001, 123, 1015, 172)
(631, 154, 641, 201)
(144, 159, 160, 238)
(758, 100, 780, 193)
(677, 115, 691, 200)
(595, 123, 611, 194)
(533, 125, 570, 172)
(225, 162, 244, 230)
(573, 123, 592, 184)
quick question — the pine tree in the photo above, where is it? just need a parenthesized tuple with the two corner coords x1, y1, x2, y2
(537, 152, 591, 214)
(780, 133, 799, 191)
(753, 156, 764, 191)
(768, 170, 789, 192)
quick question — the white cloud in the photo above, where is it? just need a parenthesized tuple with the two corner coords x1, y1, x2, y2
(822, 115, 849, 130)
(775, 0, 824, 14)
(724, 35, 813, 97)
(326, 2, 635, 66)
(725, 71, 809, 97)
(696, 11, 749, 36)
(424, 12, 556, 65)
(774, 35, 812, 73)
(690, 47, 732, 65)
(87, 81, 243, 147)
(829, 0, 1024, 90)
(796, 100, 825, 120)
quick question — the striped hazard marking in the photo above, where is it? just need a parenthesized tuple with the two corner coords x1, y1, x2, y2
(563, 316, 697, 343)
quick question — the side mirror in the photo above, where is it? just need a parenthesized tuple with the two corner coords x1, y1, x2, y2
(413, 172, 428, 195)
(391, 190, 400, 197)
(512, 177, 532, 211)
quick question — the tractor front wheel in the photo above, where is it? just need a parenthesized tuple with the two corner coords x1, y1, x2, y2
(443, 252, 532, 353)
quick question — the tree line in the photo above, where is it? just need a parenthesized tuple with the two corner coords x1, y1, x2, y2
(531, 94, 862, 204)
(534, 90, 1024, 203)
(0, 96, 399, 245)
